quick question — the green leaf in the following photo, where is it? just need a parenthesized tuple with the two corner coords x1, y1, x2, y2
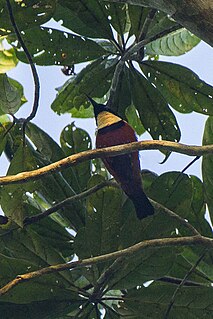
(51, 58, 116, 115)
(128, 5, 149, 39)
(142, 61, 213, 115)
(120, 283, 213, 318)
(0, 145, 42, 226)
(12, 27, 106, 66)
(0, 226, 78, 303)
(190, 175, 212, 236)
(202, 116, 213, 223)
(60, 123, 92, 191)
(0, 0, 56, 38)
(125, 104, 145, 136)
(168, 254, 212, 285)
(181, 248, 213, 282)
(110, 65, 131, 118)
(74, 175, 123, 259)
(146, 11, 179, 39)
(130, 68, 180, 142)
(146, 29, 200, 56)
(105, 3, 129, 35)
(108, 247, 178, 290)
(54, 0, 113, 39)
(0, 74, 25, 115)
(0, 299, 82, 319)
(0, 47, 18, 73)
(149, 171, 193, 219)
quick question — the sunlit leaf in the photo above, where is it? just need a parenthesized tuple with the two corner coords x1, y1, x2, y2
(0, 47, 18, 73)
(142, 61, 213, 114)
(11, 27, 106, 66)
(146, 29, 200, 56)
(60, 123, 92, 191)
(54, 0, 113, 39)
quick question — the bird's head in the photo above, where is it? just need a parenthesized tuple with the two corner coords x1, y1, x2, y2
(86, 95, 107, 119)
(87, 96, 122, 130)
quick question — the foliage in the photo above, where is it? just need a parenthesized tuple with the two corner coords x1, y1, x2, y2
(0, 1, 212, 318)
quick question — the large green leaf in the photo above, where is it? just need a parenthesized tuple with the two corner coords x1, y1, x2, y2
(146, 29, 200, 56)
(60, 123, 92, 192)
(54, 0, 113, 39)
(0, 226, 76, 303)
(125, 104, 145, 136)
(142, 61, 213, 114)
(190, 175, 212, 236)
(128, 5, 150, 39)
(0, 299, 82, 319)
(110, 65, 131, 118)
(51, 58, 116, 115)
(119, 283, 213, 318)
(149, 171, 193, 219)
(168, 254, 212, 286)
(0, 74, 25, 115)
(130, 68, 180, 142)
(0, 0, 56, 38)
(202, 116, 213, 223)
(105, 2, 129, 35)
(74, 175, 123, 260)
(11, 27, 106, 66)
(0, 145, 42, 226)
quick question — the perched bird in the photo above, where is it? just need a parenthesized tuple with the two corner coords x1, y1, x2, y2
(88, 97, 154, 219)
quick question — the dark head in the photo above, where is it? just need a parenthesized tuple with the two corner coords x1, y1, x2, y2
(86, 96, 107, 120)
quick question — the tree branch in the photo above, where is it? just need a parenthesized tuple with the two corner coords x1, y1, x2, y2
(24, 180, 118, 226)
(0, 235, 212, 297)
(0, 140, 213, 186)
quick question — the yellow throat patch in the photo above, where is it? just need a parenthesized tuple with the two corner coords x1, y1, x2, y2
(97, 111, 122, 129)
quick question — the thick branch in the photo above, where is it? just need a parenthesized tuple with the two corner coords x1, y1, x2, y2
(0, 140, 213, 185)
(0, 235, 212, 296)
(104, 0, 213, 47)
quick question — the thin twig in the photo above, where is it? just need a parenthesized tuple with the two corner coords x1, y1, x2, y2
(6, 0, 40, 139)
(157, 275, 205, 287)
(24, 181, 118, 226)
(0, 235, 212, 297)
(0, 140, 213, 186)
(164, 250, 207, 319)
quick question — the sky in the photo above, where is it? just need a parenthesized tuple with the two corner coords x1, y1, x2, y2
(0, 40, 213, 179)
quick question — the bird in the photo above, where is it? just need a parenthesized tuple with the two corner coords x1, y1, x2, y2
(88, 96, 154, 220)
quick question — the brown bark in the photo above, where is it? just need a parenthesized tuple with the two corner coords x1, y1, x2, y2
(105, 0, 213, 47)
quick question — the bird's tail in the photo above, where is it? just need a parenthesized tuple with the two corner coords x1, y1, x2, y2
(129, 191, 154, 220)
